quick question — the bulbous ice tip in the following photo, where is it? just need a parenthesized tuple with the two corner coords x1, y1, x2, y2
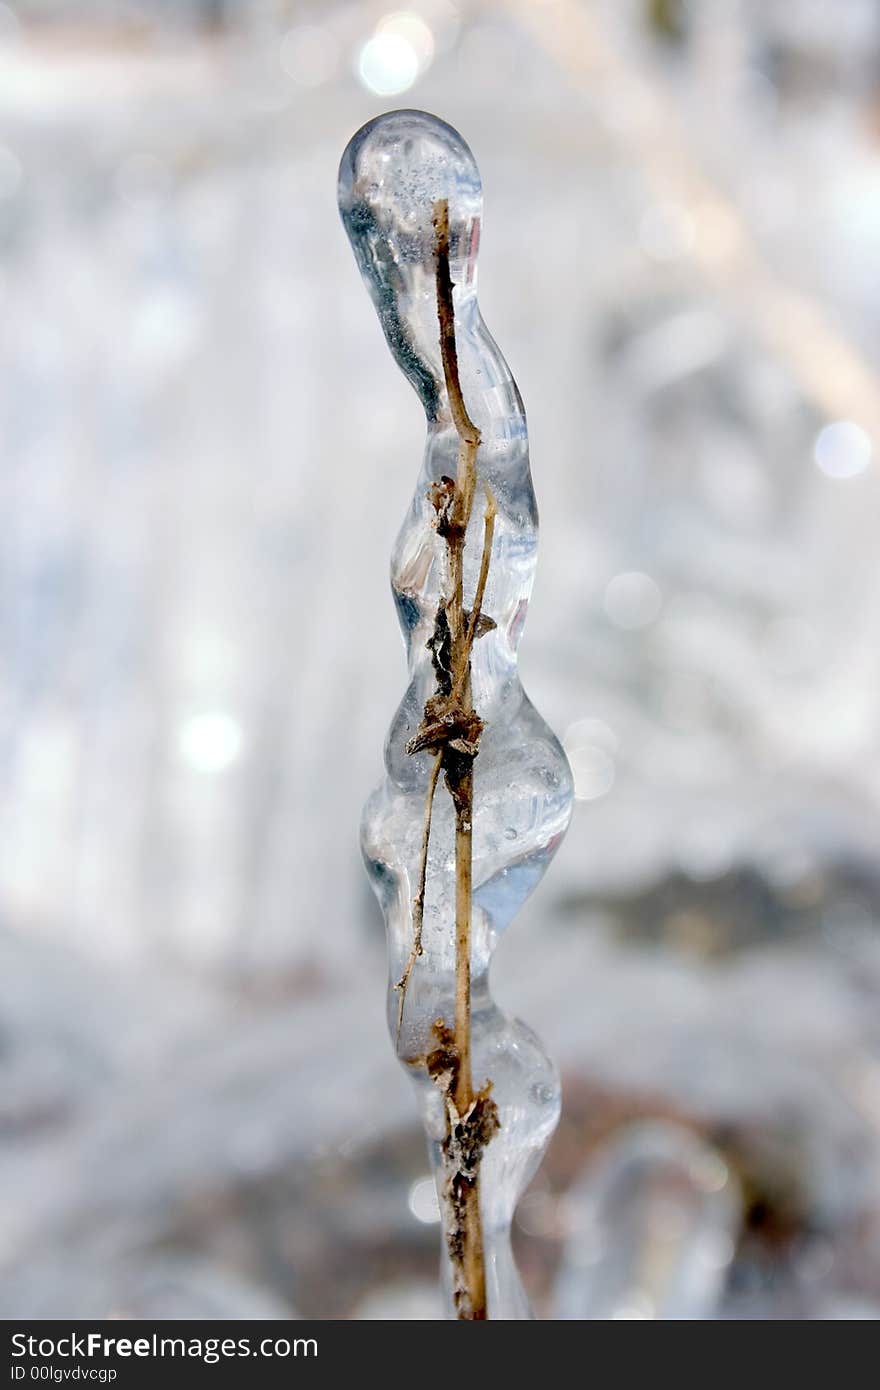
(338, 111, 484, 415)
(338, 108, 482, 263)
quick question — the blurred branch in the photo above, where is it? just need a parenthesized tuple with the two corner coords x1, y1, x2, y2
(514, 0, 880, 442)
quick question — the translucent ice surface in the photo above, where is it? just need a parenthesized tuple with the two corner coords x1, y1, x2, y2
(556, 1122, 742, 1321)
(339, 110, 573, 1319)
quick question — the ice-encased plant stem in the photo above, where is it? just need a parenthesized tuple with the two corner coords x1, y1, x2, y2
(338, 110, 573, 1321)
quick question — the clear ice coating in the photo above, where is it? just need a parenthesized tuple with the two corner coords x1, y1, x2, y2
(338, 110, 573, 1319)
(555, 1123, 742, 1321)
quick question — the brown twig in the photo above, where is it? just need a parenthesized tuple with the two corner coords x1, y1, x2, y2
(395, 750, 443, 1043)
(399, 200, 499, 1319)
(432, 197, 480, 1104)
(451, 485, 497, 704)
(433, 198, 494, 1319)
(466, 487, 497, 651)
(433, 204, 481, 452)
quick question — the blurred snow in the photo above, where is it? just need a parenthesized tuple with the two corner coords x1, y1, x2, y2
(2, 0, 880, 1317)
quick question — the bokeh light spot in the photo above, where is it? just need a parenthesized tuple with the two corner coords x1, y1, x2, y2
(178, 712, 243, 774)
(358, 32, 420, 96)
(604, 571, 663, 630)
(407, 1176, 440, 1224)
(564, 718, 618, 803)
(813, 420, 871, 479)
(378, 12, 435, 68)
(568, 746, 616, 802)
(280, 24, 338, 88)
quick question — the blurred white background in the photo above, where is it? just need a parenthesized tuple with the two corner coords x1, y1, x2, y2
(3, 0, 880, 1318)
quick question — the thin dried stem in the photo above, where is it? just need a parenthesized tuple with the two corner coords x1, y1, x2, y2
(466, 487, 497, 652)
(432, 201, 480, 546)
(401, 200, 498, 1320)
(452, 758, 474, 1112)
(433, 197, 492, 1319)
(432, 202, 481, 452)
(433, 197, 481, 1115)
(450, 485, 497, 706)
(395, 750, 443, 1043)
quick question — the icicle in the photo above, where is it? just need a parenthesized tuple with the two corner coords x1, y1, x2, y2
(555, 1122, 741, 1321)
(339, 110, 573, 1320)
